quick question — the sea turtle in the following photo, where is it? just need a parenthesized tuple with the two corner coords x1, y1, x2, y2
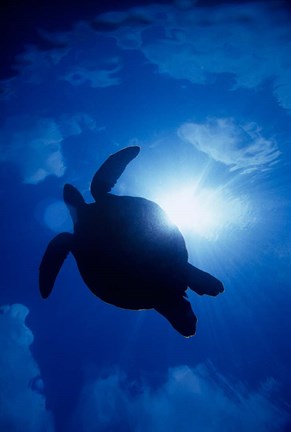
(39, 146, 224, 337)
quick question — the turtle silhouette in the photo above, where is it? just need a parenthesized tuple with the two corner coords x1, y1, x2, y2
(39, 146, 224, 337)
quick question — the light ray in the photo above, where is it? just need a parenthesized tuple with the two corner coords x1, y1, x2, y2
(156, 184, 252, 241)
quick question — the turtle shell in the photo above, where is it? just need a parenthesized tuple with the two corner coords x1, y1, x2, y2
(70, 193, 189, 309)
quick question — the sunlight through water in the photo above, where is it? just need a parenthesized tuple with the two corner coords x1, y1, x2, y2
(157, 185, 252, 241)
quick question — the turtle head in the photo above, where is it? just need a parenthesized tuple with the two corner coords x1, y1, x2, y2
(63, 184, 85, 224)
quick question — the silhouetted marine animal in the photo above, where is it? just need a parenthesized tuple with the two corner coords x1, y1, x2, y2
(39, 146, 224, 337)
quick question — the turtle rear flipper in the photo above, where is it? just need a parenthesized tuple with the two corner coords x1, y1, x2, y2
(187, 263, 224, 296)
(39, 233, 73, 299)
(155, 296, 197, 337)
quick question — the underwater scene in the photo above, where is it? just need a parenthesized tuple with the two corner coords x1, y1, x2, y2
(1, 0, 291, 430)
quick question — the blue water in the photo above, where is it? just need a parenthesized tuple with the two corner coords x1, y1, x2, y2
(1, 1, 291, 430)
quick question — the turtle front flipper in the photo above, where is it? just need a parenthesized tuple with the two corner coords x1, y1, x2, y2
(39, 233, 73, 299)
(187, 263, 224, 296)
(90, 146, 140, 199)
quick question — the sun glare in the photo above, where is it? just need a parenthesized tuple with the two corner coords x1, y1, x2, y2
(157, 186, 251, 241)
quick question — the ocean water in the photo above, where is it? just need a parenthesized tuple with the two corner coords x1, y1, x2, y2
(1, 1, 291, 431)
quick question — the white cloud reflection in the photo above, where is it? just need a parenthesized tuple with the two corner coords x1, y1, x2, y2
(178, 118, 280, 174)
(0, 304, 54, 432)
(61, 64, 121, 88)
(0, 116, 65, 183)
(99, 1, 291, 111)
(71, 365, 289, 432)
(4, 2, 291, 112)
(0, 113, 97, 184)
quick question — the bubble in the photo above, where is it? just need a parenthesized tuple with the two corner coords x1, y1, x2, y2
(35, 198, 72, 232)
(43, 200, 72, 232)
